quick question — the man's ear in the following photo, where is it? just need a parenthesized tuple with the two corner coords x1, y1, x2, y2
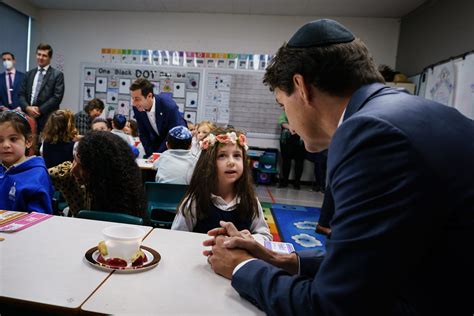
(166, 141, 170, 149)
(293, 74, 311, 103)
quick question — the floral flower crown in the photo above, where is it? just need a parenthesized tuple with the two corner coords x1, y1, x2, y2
(199, 132, 248, 151)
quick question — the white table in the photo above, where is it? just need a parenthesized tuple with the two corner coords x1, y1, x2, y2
(136, 158, 154, 170)
(81, 228, 264, 315)
(0, 216, 152, 314)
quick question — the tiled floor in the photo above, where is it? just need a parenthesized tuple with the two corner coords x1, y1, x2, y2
(255, 183, 324, 207)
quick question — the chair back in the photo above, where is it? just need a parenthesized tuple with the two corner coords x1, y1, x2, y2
(258, 151, 278, 174)
(145, 182, 189, 228)
(77, 210, 144, 225)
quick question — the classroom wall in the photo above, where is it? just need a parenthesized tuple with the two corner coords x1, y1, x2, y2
(34, 10, 400, 182)
(396, 0, 474, 76)
(34, 10, 400, 113)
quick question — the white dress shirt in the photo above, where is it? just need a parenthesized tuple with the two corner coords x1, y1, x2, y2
(31, 64, 50, 105)
(146, 97, 159, 135)
(171, 194, 272, 243)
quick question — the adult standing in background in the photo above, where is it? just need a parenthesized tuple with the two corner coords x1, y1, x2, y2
(130, 78, 186, 156)
(205, 19, 474, 315)
(74, 98, 104, 135)
(19, 43, 64, 134)
(0, 52, 25, 111)
(278, 111, 305, 189)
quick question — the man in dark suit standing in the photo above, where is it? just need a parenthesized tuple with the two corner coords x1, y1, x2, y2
(19, 43, 64, 133)
(130, 78, 186, 156)
(0, 52, 25, 111)
(204, 19, 474, 315)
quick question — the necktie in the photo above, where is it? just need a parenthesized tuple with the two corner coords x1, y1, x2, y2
(32, 68, 45, 105)
(7, 72, 13, 105)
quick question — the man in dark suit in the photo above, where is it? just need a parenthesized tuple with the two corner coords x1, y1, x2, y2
(204, 19, 474, 315)
(0, 52, 25, 111)
(130, 78, 186, 156)
(19, 43, 64, 133)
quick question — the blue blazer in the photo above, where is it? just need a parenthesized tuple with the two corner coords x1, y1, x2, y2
(0, 70, 25, 108)
(133, 94, 186, 156)
(232, 84, 474, 315)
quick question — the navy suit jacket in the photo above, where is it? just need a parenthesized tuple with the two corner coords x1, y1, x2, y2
(133, 94, 186, 156)
(0, 70, 25, 108)
(19, 66, 65, 131)
(232, 84, 474, 315)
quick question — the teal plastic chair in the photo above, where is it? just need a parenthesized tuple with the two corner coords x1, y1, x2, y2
(258, 151, 278, 174)
(52, 191, 68, 216)
(257, 150, 279, 184)
(76, 210, 144, 225)
(145, 182, 189, 228)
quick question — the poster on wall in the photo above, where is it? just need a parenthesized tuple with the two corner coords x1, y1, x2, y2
(84, 68, 96, 83)
(425, 61, 455, 106)
(84, 86, 95, 101)
(173, 82, 185, 98)
(96, 77, 107, 93)
(119, 79, 131, 94)
(116, 100, 130, 116)
(185, 91, 198, 108)
(184, 111, 196, 124)
(107, 89, 119, 104)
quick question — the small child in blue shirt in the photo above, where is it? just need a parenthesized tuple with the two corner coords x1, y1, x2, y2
(0, 111, 54, 213)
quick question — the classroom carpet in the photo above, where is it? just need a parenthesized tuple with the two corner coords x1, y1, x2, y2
(261, 202, 327, 252)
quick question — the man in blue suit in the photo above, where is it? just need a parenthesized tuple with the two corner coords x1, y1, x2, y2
(205, 19, 474, 315)
(0, 52, 25, 111)
(130, 78, 186, 156)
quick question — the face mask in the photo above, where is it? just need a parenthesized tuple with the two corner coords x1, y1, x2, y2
(3, 60, 13, 70)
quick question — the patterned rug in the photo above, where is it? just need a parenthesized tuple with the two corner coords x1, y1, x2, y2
(261, 202, 327, 252)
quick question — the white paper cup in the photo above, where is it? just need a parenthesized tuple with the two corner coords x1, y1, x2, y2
(102, 225, 145, 262)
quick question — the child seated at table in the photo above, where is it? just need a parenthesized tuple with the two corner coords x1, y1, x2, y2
(72, 131, 146, 217)
(41, 109, 78, 168)
(91, 117, 111, 132)
(111, 114, 134, 145)
(154, 126, 197, 184)
(0, 110, 54, 213)
(190, 120, 216, 157)
(171, 127, 272, 243)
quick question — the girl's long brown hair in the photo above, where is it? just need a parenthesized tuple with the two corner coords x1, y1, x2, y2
(42, 109, 77, 143)
(178, 127, 259, 221)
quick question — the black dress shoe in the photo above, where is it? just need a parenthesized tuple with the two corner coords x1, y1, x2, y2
(293, 182, 301, 190)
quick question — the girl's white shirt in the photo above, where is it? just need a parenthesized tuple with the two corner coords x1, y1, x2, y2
(171, 194, 272, 243)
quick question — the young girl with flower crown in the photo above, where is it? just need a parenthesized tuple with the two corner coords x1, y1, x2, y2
(0, 110, 54, 213)
(171, 127, 272, 243)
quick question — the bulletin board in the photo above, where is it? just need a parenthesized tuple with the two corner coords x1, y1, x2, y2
(79, 63, 280, 137)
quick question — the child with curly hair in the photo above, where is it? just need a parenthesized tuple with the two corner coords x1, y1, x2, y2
(0, 110, 54, 213)
(41, 109, 78, 168)
(172, 127, 271, 242)
(70, 131, 146, 217)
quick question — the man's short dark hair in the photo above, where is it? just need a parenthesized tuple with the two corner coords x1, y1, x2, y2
(84, 98, 105, 114)
(1, 52, 15, 60)
(130, 78, 154, 97)
(37, 43, 53, 58)
(167, 134, 192, 150)
(263, 38, 384, 96)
